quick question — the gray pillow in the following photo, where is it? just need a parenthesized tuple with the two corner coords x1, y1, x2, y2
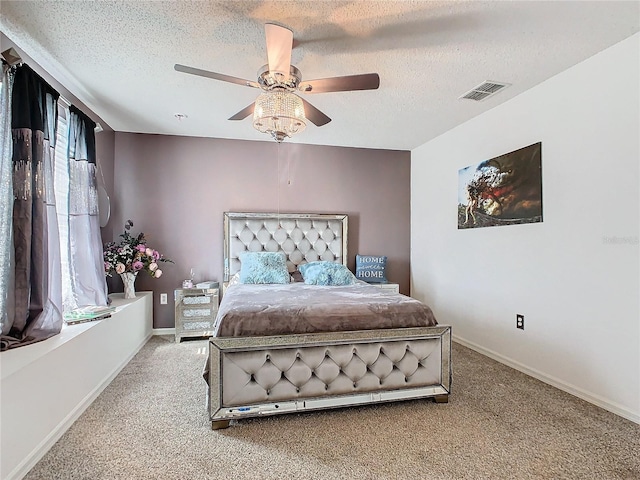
(355, 255, 387, 283)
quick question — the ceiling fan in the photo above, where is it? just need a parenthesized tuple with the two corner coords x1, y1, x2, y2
(174, 23, 380, 142)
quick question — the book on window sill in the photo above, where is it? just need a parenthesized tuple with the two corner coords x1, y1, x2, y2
(64, 306, 116, 325)
(64, 313, 112, 325)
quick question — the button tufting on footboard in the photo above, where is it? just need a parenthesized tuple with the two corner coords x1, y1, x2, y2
(221, 333, 444, 407)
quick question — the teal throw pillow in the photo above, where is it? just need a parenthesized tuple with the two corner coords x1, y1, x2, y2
(299, 261, 356, 286)
(239, 252, 290, 284)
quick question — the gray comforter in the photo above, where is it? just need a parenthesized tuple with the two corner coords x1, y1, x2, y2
(213, 282, 437, 337)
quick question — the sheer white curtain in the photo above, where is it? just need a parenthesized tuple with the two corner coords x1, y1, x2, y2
(66, 106, 107, 308)
(0, 65, 15, 332)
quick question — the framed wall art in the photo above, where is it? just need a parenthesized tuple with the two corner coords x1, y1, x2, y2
(458, 142, 543, 229)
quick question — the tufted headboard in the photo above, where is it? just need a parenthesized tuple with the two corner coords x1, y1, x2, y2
(223, 212, 348, 282)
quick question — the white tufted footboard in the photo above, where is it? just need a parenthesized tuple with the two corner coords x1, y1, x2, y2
(209, 326, 451, 428)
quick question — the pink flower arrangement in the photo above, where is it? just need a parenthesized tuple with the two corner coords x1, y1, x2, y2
(103, 220, 172, 278)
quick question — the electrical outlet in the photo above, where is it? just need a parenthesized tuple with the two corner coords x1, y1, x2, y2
(516, 314, 524, 330)
(160, 293, 168, 305)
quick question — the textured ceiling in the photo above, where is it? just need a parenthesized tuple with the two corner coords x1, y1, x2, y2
(1, 1, 639, 151)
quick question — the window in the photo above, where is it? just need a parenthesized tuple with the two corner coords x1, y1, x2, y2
(53, 101, 75, 313)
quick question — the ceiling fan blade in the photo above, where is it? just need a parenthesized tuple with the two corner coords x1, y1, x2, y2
(299, 97, 331, 127)
(265, 23, 293, 76)
(174, 64, 259, 88)
(299, 73, 380, 93)
(228, 103, 255, 121)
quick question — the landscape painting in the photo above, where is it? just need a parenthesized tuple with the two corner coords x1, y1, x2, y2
(458, 142, 542, 229)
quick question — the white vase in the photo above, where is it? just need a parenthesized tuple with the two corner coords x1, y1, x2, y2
(120, 272, 138, 299)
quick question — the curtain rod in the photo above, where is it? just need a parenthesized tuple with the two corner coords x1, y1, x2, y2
(2, 47, 103, 133)
(1, 47, 21, 66)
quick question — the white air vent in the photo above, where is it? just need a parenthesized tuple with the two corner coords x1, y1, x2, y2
(460, 81, 510, 101)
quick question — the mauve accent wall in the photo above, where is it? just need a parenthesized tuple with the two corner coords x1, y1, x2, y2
(113, 134, 411, 329)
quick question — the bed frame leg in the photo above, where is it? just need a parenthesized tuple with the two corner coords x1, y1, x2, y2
(211, 420, 231, 430)
(433, 394, 449, 404)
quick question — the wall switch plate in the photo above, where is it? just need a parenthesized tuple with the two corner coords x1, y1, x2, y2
(160, 293, 168, 305)
(516, 314, 524, 330)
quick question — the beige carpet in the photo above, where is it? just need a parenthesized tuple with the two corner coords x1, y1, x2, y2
(25, 336, 639, 480)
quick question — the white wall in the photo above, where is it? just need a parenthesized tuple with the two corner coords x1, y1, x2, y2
(411, 34, 639, 422)
(0, 293, 153, 480)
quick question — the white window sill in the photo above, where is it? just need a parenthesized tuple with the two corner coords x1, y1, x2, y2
(0, 292, 152, 381)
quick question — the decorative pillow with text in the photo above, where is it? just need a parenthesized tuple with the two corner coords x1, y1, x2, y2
(355, 255, 387, 283)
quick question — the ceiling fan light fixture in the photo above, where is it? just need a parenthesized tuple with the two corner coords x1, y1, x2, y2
(253, 90, 306, 142)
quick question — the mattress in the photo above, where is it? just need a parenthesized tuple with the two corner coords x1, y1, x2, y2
(213, 282, 437, 337)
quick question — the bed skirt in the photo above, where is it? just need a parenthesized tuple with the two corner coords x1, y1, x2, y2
(208, 325, 451, 428)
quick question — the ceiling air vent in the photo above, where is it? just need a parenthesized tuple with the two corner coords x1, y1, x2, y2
(460, 81, 510, 101)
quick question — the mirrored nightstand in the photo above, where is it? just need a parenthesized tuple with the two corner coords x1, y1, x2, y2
(174, 285, 219, 343)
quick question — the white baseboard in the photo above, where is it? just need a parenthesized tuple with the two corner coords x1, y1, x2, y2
(10, 333, 151, 480)
(152, 327, 175, 336)
(2, 293, 153, 480)
(453, 334, 639, 425)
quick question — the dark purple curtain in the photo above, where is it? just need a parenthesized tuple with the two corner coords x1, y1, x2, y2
(1, 64, 63, 350)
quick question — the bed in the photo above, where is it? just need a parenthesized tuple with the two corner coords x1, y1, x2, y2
(207, 212, 451, 429)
